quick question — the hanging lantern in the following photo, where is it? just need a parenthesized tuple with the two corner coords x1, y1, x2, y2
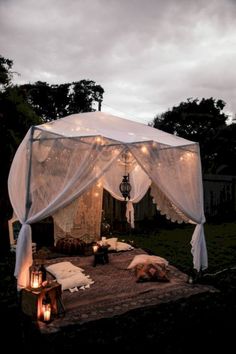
(42, 292, 52, 323)
(119, 174, 132, 200)
(30, 266, 43, 289)
(119, 149, 132, 201)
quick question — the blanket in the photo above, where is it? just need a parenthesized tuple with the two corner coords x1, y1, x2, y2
(40, 248, 215, 333)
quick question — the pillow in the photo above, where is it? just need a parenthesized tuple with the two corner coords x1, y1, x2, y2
(55, 237, 85, 255)
(127, 254, 168, 269)
(104, 237, 118, 251)
(116, 241, 134, 252)
(135, 263, 170, 283)
(57, 272, 94, 291)
(46, 261, 84, 279)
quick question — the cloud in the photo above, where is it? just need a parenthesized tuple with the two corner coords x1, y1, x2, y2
(0, 0, 236, 123)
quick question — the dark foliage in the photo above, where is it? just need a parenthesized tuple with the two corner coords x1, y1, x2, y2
(0, 54, 105, 254)
(0, 85, 41, 253)
(20, 80, 104, 121)
(152, 98, 236, 174)
(0, 55, 13, 87)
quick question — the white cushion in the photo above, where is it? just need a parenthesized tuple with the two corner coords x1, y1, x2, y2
(57, 273, 94, 291)
(46, 261, 94, 291)
(46, 261, 84, 279)
(105, 237, 118, 251)
(127, 254, 168, 269)
(116, 241, 134, 252)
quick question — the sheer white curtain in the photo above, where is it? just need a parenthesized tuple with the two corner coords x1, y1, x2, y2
(52, 198, 78, 235)
(150, 183, 192, 224)
(103, 150, 151, 228)
(129, 141, 208, 271)
(8, 127, 124, 289)
(8, 127, 208, 287)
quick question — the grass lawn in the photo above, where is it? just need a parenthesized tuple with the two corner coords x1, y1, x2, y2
(121, 221, 236, 274)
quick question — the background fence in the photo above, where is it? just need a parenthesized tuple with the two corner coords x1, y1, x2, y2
(30, 174, 236, 247)
(103, 174, 236, 232)
(203, 174, 236, 221)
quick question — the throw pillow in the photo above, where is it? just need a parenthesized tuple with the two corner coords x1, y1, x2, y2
(127, 254, 168, 269)
(103, 237, 118, 251)
(116, 241, 134, 252)
(135, 263, 170, 283)
(57, 272, 94, 291)
(46, 261, 84, 279)
(55, 237, 85, 255)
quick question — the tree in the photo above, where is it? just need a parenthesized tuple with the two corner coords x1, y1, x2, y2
(0, 55, 105, 253)
(0, 55, 13, 88)
(213, 123, 236, 175)
(0, 57, 42, 254)
(20, 79, 104, 122)
(151, 98, 234, 173)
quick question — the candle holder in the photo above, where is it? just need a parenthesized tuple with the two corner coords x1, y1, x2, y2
(92, 244, 99, 253)
(93, 244, 109, 267)
(42, 292, 52, 323)
(30, 265, 43, 290)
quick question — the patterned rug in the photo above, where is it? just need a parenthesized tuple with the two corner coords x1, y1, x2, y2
(39, 248, 216, 334)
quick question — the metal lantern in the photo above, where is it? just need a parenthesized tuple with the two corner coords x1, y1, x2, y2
(42, 292, 52, 323)
(119, 174, 132, 200)
(30, 266, 43, 289)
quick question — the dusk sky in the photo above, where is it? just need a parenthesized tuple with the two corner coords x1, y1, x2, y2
(0, 0, 236, 124)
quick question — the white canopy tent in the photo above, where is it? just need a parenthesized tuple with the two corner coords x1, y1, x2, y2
(8, 111, 208, 289)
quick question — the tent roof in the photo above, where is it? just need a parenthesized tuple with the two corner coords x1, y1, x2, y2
(37, 111, 195, 147)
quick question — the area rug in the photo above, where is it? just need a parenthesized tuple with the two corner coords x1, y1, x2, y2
(39, 248, 216, 334)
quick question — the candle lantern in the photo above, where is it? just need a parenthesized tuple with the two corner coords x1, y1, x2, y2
(30, 266, 43, 289)
(119, 150, 132, 201)
(42, 292, 51, 323)
(119, 174, 132, 200)
(92, 244, 99, 253)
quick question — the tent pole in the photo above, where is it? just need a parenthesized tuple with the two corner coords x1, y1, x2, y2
(24, 126, 35, 221)
(98, 99, 102, 111)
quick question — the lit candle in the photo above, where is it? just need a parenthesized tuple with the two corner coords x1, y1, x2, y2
(43, 305, 51, 322)
(30, 269, 42, 289)
(42, 293, 51, 323)
(93, 245, 99, 253)
(32, 279, 39, 289)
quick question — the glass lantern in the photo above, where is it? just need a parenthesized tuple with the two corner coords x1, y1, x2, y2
(30, 266, 43, 289)
(42, 292, 52, 323)
(119, 175, 132, 200)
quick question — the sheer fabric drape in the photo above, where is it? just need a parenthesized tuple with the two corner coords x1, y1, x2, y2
(129, 142, 208, 271)
(8, 127, 208, 289)
(8, 128, 123, 288)
(103, 152, 151, 227)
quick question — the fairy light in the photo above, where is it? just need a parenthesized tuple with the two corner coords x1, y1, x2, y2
(180, 152, 194, 162)
(141, 145, 148, 154)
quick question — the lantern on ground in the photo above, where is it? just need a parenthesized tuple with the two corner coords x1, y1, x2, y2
(42, 292, 51, 323)
(30, 266, 43, 289)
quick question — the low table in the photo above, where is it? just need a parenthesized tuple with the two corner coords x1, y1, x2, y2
(93, 246, 109, 266)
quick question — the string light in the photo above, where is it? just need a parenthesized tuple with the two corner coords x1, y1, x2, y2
(141, 145, 148, 154)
